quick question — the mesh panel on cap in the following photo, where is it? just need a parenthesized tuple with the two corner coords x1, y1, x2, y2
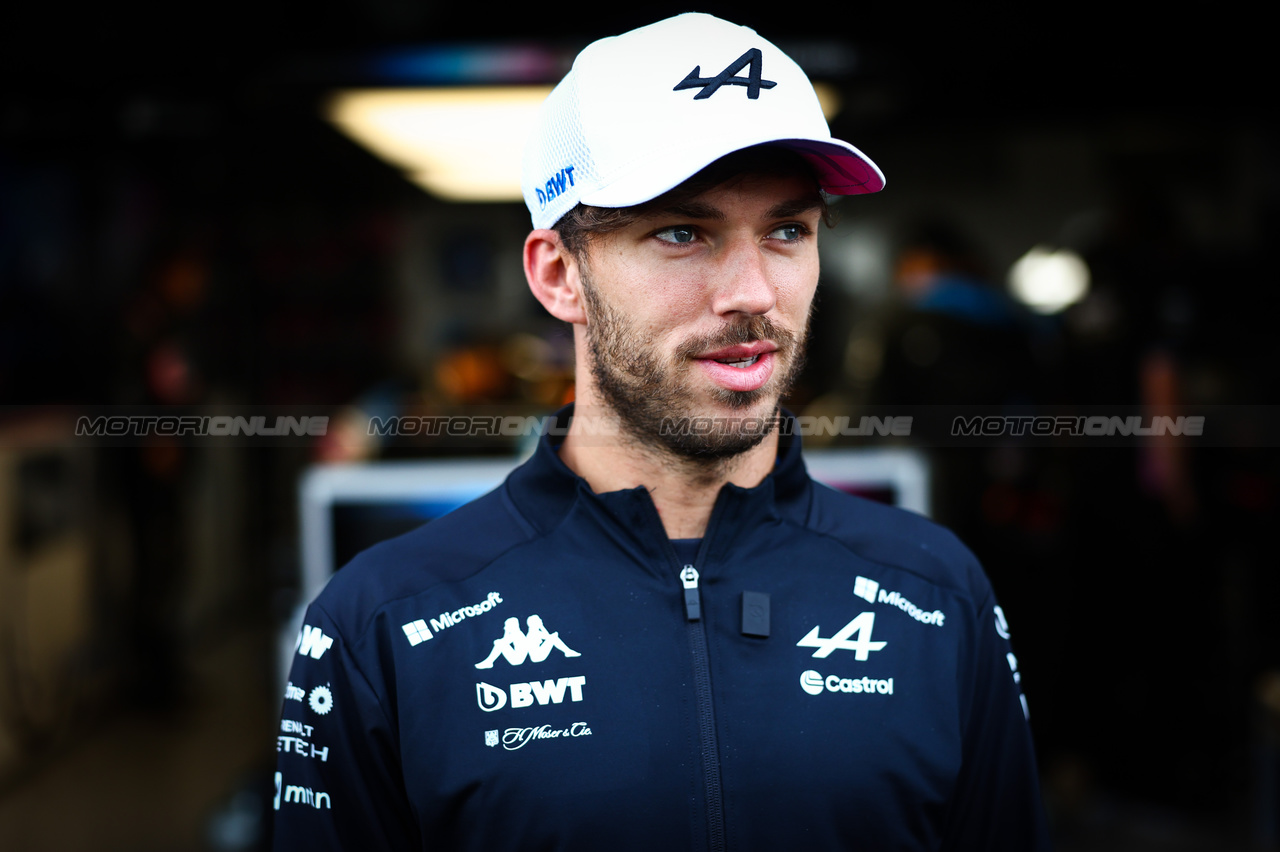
(524, 71, 597, 230)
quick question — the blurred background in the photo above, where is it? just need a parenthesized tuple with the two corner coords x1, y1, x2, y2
(1, 4, 1276, 850)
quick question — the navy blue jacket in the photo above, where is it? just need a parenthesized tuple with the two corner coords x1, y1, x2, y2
(273, 413, 1051, 850)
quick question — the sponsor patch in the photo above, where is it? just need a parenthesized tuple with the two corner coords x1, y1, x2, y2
(274, 771, 331, 810)
(797, 612, 886, 660)
(854, 576, 946, 626)
(475, 614, 580, 669)
(404, 592, 505, 646)
(295, 624, 334, 660)
(476, 676, 587, 712)
(799, 670, 894, 697)
(277, 720, 329, 763)
(494, 722, 593, 751)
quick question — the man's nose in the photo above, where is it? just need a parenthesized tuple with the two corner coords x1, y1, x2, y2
(710, 239, 777, 317)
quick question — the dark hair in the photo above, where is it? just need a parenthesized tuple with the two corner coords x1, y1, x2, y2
(554, 145, 833, 259)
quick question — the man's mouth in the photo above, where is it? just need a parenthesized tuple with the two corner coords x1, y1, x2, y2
(694, 342, 779, 393)
(698, 342, 777, 363)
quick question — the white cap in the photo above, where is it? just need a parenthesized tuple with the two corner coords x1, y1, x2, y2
(521, 13, 885, 230)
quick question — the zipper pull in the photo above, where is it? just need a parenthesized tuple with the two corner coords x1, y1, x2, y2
(680, 565, 701, 621)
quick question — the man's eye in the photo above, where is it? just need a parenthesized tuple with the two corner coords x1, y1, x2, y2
(654, 227, 697, 244)
(769, 224, 806, 241)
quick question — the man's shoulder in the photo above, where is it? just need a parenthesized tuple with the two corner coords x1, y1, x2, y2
(309, 481, 533, 635)
(803, 477, 984, 596)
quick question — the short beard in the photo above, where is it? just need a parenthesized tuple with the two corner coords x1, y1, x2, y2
(580, 271, 808, 465)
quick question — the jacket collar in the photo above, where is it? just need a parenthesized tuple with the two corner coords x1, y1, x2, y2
(505, 404, 812, 548)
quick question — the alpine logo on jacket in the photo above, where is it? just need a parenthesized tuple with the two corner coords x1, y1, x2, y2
(797, 612, 886, 660)
(475, 615, 580, 669)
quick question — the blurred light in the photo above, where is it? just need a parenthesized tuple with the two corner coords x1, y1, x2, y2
(812, 82, 841, 121)
(326, 87, 554, 202)
(1008, 246, 1090, 314)
(367, 46, 566, 85)
(326, 83, 842, 204)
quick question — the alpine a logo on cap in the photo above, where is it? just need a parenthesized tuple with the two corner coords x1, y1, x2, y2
(674, 48, 776, 100)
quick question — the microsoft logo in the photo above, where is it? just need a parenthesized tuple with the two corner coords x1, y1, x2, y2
(402, 620, 433, 646)
(854, 576, 879, 605)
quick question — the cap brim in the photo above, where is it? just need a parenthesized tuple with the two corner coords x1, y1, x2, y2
(580, 135, 884, 211)
(780, 139, 886, 195)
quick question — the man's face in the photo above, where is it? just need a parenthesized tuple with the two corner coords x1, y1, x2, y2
(576, 171, 823, 460)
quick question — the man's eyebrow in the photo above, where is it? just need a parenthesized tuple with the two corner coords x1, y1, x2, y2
(766, 196, 825, 220)
(644, 196, 824, 223)
(647, 200, 727, 222)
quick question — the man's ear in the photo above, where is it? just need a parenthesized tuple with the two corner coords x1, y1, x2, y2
(524, 229, 587, 325)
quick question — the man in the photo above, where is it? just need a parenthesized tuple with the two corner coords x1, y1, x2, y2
(273, 13, 1051, 850)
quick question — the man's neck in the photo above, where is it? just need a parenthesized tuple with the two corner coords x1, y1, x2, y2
(557, 406, 779, 540)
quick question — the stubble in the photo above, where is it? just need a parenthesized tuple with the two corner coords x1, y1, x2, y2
(579, 271, 809, 466)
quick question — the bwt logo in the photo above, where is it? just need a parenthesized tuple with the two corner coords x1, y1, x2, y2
(535, 165, 576, 209)
(295, 625, 334, 660)
(476, 677, 587, 712)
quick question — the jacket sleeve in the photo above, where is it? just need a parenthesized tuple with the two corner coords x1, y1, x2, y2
(272, 603, 420, 851)
(941, 592, 1053, 852)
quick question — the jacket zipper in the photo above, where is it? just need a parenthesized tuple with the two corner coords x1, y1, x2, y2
(680, 563, 726, 851)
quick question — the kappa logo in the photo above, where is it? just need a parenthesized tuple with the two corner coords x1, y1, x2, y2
(796, 612, 887, 660)
(674, 48, 777, 100)
(475, 615, 580, 669)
